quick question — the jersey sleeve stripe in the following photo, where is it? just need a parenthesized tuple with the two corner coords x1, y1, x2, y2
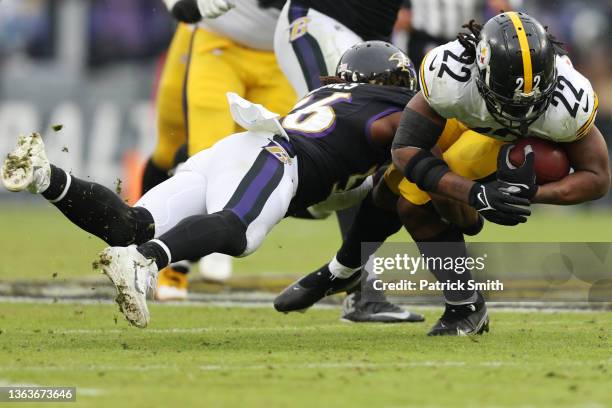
(508, 12, 533, 94)
(419, 50, 432, 99)
(576, 93, 599, 139)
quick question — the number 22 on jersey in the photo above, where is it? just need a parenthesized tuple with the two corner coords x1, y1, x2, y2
(282, 92, 352, 136)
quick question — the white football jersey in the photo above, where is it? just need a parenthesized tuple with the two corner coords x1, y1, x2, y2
(198, 0, 279, 51)
(419, 40, 598, 142)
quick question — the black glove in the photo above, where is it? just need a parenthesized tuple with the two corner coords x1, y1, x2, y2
(469, 181, 531, 226)
(171, 0, 202, 23)
(496, 143, 538, 199)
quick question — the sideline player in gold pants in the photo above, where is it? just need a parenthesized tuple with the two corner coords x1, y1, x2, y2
(146, 1, 296, 300)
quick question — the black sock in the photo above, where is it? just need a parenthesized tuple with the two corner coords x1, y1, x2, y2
(137, 210, 247, 270)
(332, 193, 402, 303)
(41, 165, 68, 201)
(417, 227, 477, 304)
(171, 262, 190, 274)
(137, 240, 170, 270)
(44, 165, 155, 246)
(336, 192, 402, 268)
(141, 158, 170, 195)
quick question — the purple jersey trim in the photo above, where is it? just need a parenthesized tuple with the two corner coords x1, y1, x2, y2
(364, 108, 403, 145)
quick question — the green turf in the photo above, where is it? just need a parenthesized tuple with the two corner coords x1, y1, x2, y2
(1, 203, 612, 281)
(0, 302, 610, 408)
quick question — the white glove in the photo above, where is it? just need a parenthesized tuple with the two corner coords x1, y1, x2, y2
(163, 0, 180, 10)
(197, 0, 234, 18)
(308, 176, 374, 216)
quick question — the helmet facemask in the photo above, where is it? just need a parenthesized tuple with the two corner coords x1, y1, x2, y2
(476, 71, 557, 134)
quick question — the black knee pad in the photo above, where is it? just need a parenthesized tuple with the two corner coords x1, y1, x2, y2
(158, 210, 247, 262)
(215, 210, 248, 256)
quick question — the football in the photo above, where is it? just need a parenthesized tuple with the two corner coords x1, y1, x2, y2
(509, 137, 570, 184)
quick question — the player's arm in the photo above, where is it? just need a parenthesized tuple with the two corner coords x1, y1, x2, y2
(534, 126, 610, 204)
(164, 0, 202, 23)
(390, 92, 469, 197)
(390, 93, 531, 225)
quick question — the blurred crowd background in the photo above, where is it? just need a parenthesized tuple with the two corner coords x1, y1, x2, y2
(0, 0, 611, 205)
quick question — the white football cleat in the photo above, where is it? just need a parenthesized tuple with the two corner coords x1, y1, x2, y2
(1, 132, 51, 193)
(95, 245, 158, 328)
(199, 253, 232, 282)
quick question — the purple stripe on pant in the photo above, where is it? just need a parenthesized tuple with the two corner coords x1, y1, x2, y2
(231, 154, 282, 220)
(289, 4, 324, 90)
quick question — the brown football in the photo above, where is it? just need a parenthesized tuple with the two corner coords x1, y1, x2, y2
(509, 137, 570, 184)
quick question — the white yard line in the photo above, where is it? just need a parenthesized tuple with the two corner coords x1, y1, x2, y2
(0, 296, 608, 313)
(0, 359, 608, 373)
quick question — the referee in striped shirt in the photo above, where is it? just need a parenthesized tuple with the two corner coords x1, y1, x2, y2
(394, 0, 522, 69)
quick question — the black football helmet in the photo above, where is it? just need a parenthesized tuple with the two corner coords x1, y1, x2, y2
(336, 41, 417, 91)
(475, 12, 557, 134)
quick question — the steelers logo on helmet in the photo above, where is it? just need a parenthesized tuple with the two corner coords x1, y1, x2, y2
(335, 40, 417, 91)
(474, 12, 557, 135)
(475, 40, 491, 69)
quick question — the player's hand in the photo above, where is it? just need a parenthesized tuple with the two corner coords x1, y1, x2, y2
(468, 181, 531, 226)
(197, 0, 234, 18)
(496, 143, 539, 199)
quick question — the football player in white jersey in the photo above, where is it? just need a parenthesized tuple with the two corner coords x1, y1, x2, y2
(387, 12, 610, 335)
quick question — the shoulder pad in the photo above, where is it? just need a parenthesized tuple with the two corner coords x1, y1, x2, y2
(419, 40, 475, 118)
(541, 56, 598, 142)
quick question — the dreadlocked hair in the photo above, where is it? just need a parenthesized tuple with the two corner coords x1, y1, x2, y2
(544, 27, 567, 56)
(456, 20, 483, 64)
(456, 17, 568, 62)
(320, 76, 349, 85)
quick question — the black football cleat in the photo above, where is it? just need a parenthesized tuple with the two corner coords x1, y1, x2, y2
(274, 264, 361, 313)
(341, 290, 425, 323)
(427, 292, 489, 336)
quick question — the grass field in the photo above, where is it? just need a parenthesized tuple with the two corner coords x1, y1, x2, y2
(2, 203, 612, 281)
(1, 203, 611, 407)
(0, 302, 610, 408)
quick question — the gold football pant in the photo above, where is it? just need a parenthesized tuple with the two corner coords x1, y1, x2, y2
(385, 120, 506, 205)
(152, 23, 296, 170)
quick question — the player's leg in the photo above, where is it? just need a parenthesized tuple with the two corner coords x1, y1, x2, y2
(144, 23, 193, 194)
(202, 40, 296, 286)
(271, 120, 469, 320)
(240, 47, 296, 118)
(1, 132, 224, 246)
(275, 4, 416, 321)
(185, 28, 244, 155)
(156, 27, 246, 295)
(275, 188, 424, 322)
(1, 133, 158, 247)
(396, 130, 506, 336)
(274, 0, 363, 97)
(273, 166, 425, 322)
(101, 132, 299, 327)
